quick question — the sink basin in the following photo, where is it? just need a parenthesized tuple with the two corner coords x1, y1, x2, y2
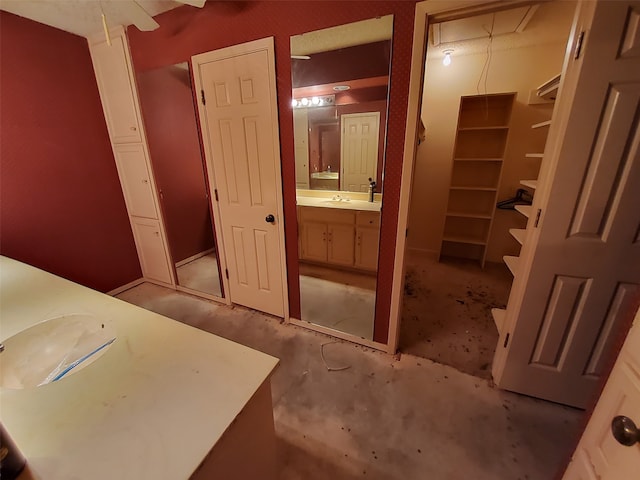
(0, 314, 116, 389)
(321, 200, 350, 206)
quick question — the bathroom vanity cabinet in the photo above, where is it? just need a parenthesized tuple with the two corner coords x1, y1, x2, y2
(298, 206, 379, 272)
(0, 257, 279, 480)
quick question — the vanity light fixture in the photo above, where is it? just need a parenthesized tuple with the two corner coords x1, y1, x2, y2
(443, 49, 453, 67)
(333, 85, 351, 92)
(292, 94, 335, 109)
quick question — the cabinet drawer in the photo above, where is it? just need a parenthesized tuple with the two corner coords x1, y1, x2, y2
(356, 211, 380, 228)
(299, 206, 355, 225)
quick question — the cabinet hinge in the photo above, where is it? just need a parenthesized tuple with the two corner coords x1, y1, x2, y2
(225, 268, 229, 279)
(534, 208, 542, 228)
(214, 189, 219, 202)
(201, 89, 206, 105)
(574, 31, 585, 59)
(503, 333, 510, 348)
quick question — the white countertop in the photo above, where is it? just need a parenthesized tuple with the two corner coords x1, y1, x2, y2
(296, 195, 381, 212)
(0, 256, 279, 480)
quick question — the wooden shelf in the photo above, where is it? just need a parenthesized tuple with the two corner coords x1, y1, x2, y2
(515, 205, 533, 218)
(450, 186, 498, 192)
(509, 228, 526, 245)
(525, 153, 544, 159)
(446, 211, 493, 219)
(454, 158, 503, 162)
(504, 255, 520, 276)
(491, 308, 506, 334)
(537, 73, 561, 101)
(441, 93, 515, 267)
(458, 126, 509, 131)
(532, 120, 552, 129)
(520, 179, 538, 190)
(442, 235, 487, 246)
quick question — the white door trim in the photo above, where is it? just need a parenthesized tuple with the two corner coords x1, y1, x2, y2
(191, 37, 289, 318)
(388, 0, 503, 353)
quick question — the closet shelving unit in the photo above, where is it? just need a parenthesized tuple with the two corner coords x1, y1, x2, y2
(440, 93, 516, 268)
(491, 75, 560, 334)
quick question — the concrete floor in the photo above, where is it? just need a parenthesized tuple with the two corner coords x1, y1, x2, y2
(116, 282, 583, 480)
(176, 252, 222, 297)
(401, 251, 513, 379)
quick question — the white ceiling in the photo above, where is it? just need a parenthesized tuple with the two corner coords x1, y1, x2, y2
(428, 1, 577, 60)
(0, 0, 183, 37)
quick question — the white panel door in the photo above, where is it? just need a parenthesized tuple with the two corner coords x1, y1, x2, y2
(563, 309, 640, 479)
(341, 112, 380, 192)
(494, 0, 640, 408)
(113, 144, 158, 219)
(89, 33, 142, 144)
(293, 109, 310, 189)
(195, 39, 285, 317)
(131, 218, 172, 284)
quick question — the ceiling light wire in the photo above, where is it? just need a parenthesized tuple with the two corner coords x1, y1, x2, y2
(476, 13, 496, 96)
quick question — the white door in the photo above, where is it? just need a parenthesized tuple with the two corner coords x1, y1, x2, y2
(293, 109, 310, 189)
(563, 307, 640, 479)
(341, 112, 380, 192)
(493, 0, 640, 408)
(193, 38, 286, 317)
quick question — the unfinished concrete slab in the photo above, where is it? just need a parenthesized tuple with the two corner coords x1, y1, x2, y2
(117, 283, 582, 480)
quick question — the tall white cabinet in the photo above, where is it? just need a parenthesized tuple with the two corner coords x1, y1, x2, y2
(88, 27, 173, 285)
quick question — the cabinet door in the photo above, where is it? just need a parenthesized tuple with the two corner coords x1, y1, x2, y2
(113, 144, 158, 219)
(300, 222, 327, 262)
(355, 227, 380, 271)
(90, 34, 142, 144)
(131, 218, 172, 284)
(327, 224, 355, 266)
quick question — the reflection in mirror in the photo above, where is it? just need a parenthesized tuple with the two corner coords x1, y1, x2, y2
(137, 63, 223, 298)
(291, 16, 392, 341)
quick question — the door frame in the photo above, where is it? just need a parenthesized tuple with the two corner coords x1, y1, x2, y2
(191, 37, 289, 318)
(388, 0, 533, 354)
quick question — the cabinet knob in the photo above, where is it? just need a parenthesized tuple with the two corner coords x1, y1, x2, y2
(154, 231, 160, 236)
(142, 179, 149, 184)
(130, 126, 137, 131)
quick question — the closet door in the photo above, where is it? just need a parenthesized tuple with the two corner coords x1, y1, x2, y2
(131, 218, 172, 284)
(90, 35, 142, 144)
(113, 144, 158, 219)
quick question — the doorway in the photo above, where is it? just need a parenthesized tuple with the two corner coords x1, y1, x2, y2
(400, 1, 576, 378)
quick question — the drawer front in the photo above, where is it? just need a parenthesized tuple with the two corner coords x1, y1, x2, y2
(299, 206, 355, 225)
(356, 211, 381, 228)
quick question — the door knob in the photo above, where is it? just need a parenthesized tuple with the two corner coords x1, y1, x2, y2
(611, 415, 639, 446)
(265, 214, 275, 224)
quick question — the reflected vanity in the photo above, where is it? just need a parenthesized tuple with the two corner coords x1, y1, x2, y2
(291, 16, 392, 340)
(137, 63, 223, 299)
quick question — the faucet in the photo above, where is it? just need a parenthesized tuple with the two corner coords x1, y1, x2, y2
(368, 178, 376, 202)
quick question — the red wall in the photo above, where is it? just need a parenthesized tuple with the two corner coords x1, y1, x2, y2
(0, 12, 142, 292)
(136, 65, 215, 263)
(128, 0, 417, 342)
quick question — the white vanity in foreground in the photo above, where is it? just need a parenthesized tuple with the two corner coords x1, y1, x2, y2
(0, 256, 279, 480)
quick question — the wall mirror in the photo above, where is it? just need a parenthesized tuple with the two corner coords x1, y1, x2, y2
(291, 15, 393, 341)
(137, 63, 223, 299)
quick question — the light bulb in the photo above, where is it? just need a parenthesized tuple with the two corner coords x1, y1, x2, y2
(443, 51, 452, 67)
(291, 99, 298, 108)
(311, 96, 320, 105)
(301, 97, 309, 106)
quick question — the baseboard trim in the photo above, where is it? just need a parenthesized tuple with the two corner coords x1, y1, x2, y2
(175, 248, 215, 268)
(107, 278, 145, 296)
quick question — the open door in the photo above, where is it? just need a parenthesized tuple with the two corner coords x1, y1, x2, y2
(493, 0, 640, 408)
